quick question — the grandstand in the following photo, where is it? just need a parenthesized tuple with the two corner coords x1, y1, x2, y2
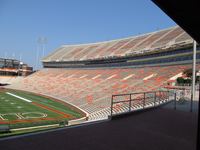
(7, 26, 199, 120)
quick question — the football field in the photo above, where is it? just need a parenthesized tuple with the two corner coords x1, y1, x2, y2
(0, 89, 82, 129)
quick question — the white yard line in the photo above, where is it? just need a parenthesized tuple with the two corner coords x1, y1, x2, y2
(6, 92, 32, 103)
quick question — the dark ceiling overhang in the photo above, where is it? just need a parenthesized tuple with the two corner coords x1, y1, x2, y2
(152, 1, 200, 150)
(152, 0, 200, 44)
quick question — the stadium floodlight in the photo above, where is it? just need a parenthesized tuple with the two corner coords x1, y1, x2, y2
(12, 53, 15, 59)
(35, 43, 39, 70)
(36, 37, 48, 70)
(38, 37, 48, 57)
(4, 52, 7, 59)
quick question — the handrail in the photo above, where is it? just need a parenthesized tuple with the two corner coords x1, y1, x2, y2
(110, 90, 173, 117)
(112, 90, 171, 97)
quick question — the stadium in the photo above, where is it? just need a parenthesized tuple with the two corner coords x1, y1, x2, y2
(0, 1, 199, 150)
(3, 25, 198, 120)
(0, 25, 199, 134)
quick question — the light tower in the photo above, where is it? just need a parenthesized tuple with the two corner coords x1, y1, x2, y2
(36, 37, 47, 70)
(38, 37, 47, 57)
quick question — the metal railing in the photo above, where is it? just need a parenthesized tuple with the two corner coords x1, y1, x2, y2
(110, 90, 174, 117)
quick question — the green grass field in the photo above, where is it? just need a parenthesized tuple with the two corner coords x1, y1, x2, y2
(0, 89, 83, 131)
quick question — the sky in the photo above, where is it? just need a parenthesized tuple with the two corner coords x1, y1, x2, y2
(0, 0, 176, 69)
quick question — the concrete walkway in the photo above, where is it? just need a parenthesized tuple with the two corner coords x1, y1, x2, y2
(0, 106, 197, 150)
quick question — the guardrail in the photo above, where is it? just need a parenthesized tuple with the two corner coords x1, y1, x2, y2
(110, 90, 175, 117)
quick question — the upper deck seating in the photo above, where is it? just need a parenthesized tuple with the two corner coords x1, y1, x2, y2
(42, 26, 193, 62)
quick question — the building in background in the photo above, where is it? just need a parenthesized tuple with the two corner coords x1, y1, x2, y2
(0, 58, 33, 76)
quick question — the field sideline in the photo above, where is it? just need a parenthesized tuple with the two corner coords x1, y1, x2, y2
(0, 88, 83, 129)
